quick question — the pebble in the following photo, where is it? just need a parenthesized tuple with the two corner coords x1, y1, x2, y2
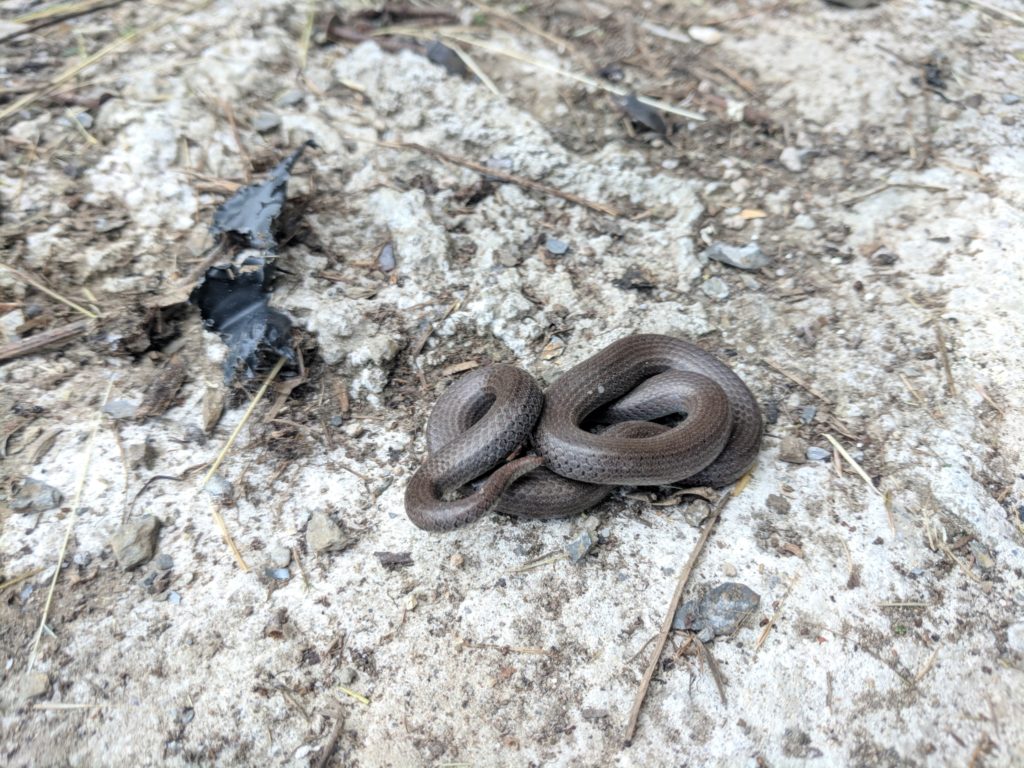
(265, 567, 290, 581)
(155, 553, 174, 571)
(564, 531, 594, 564)
(343, 422, 365, 438)
(126, 440, 156, 470)
(73, 552, 92, 567)
(700, 276, 730, 300)
(800, 405, 817, 424)
(968, 541, 995, 571)
(102, 399, 139, 420)
(168, 591, 181, 605)
(793, 214, 817, 230)
(270, 546, 292, 568)
(722, 563, 738, 577)
(307, 510, 352, 554)
(203, 474, 233, 499)
(778, 435, 808, 464)
(672, 583, 761, 638)
(681, 500, 712, 528)
(449, 553, 465, 569)
(1002, 93, 1021, 105)
(252, 112, 281, 133)
(277, 89, 305, 107)
(1007, 622, 1024, 654)
(544, 235, 569, 256)
(806, 446, 831, 461)
(779, 147, 804, 172)
(766, 494, 791, 514)
(21, 672, 50, 701)
(110, 515, 161, 570)
(12, 478, 63, 513)
(377, 242, 396, 271)
(704, 241, 770, 270)
(338, 666, 357, 685)
(687, 25, 723, 45)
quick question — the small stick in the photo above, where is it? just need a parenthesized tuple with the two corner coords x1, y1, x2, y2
(839, 182, 947, 207)
(762, 358, 831, 403)
(448, 42, 502, 98)
(821, 433, 882, 498)
(197, 356, 287, 495)
(754, 572, 799, 655)
(467, 0, 579, 55)
(623, 492, 729, 746)
(0, 567, 45, 593)
(973, 383, 1004, 415)
(210, 502, 250, 572)
(933, 321, 955, 396)
(27, 380, 112, 672)
(298, 0, 317, 72)
(914, 647, 940, 684)
(0, 319, 90, 362)
(878, 601, 932, 608)
(0, 264, 98, 319)
(32, 701, 100, 711)
(337, 686, 370, 705)
(458, 639, 552, 656)
(899, 372, 926, 407)
(692, 635, 727, 704)
(377, 138, 626, 217)
(315, 708, 346, 768)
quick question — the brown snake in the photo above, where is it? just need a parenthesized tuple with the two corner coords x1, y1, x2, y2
(404, 334, 762, 531)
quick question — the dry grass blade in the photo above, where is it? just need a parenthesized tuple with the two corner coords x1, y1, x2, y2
(754, 572, 799, 655)
(0, 567, 45, 593)
(210, 502, 250, 572)
(298, 0, 318, 72)
(822, 433, 882, 497)
(0, 1, 213, 123)
(448, 41, 502, 98)
(624, 491, 730, 746)
(0, 264, 98, 319)
(197, 356, 287, 495)
(27, 380, 112, 673)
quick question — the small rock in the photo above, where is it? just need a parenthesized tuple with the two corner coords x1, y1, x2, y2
(672, 582, 761, 637)
(778, 435, 807, 464)
(800, 405, 817, 424)
(544, 235, 569, 256)
(102, 399, 139, 420)
(155, 553, 174, 571)
(252, 112, 281, 133)
(75, 112, 94, 130)
(704, 242, 770, 270)
(21, 672, 50, 701)
(806, 446, 830, 461)
(343, 422, 365, 438)
(582, 708, 609, 720)
(564, 531, 595, 564)
(766, 494, 791, 514)
(688, 25, 722, 45)
(277, 89, 305, 107)
(265, 567, 290, 581)
(793, 214, 817, 230)
(1002, 93, 1021, 106)
(375, 551, 414, 569)
(377, 242, 396, 271)
(11, 478, 63, 513)
(722, 563, 737, 577)
(779, 147, 804, 172)
(270, 546, 292, 568)
(449, 553, 465, 569)
(824, 0, 882, 8)
(700, 276, 730, 300)
(126, 440, 156, 470)
(73, 552, 92, 567)
(307, 511, 352, 554)
(1007, 622, 1024, 654)
(338, 667, 357, 685)
(968, 541, 995, 571)
(203, 474, 233, 499)
(110, 515, 161, 570)
(168, 591, 181, 605)
(681, 499, 712, 528)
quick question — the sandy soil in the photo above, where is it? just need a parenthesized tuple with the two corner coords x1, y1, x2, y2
(2, 0, 1023, 765)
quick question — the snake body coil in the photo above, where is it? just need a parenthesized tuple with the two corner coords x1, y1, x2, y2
(404, 334, 762, 531)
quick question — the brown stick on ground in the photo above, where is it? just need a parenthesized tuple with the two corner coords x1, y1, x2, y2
(623, 492, 730, 746)
(0, 319, 91, 362)
(381, 140, 626, 218)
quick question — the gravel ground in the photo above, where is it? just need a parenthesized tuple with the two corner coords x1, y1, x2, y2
(1, 1, 1023, 766)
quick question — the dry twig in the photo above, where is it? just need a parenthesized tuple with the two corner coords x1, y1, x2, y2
(624, 492, 730, 746)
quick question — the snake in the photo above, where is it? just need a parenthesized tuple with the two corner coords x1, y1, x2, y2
(404, 334, 762, 531)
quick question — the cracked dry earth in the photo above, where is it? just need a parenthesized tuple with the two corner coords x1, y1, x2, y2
(1, 0, 1023, 766)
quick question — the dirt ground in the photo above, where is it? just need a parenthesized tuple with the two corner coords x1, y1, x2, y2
(2, 0, 1023, 765)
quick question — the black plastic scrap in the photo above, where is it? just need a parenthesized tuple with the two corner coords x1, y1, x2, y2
(191, 267, 294, 380)
(617, 92, 667, 136)
(209, 141, 314, 252)
(192, 143, 313, 380)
